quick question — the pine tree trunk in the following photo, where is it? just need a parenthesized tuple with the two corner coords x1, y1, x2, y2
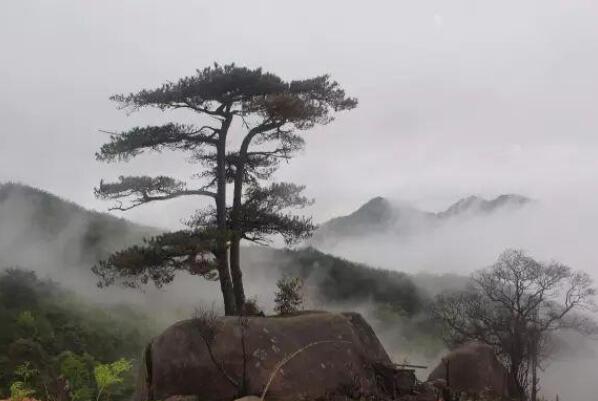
(215, 115, 236, 316)
(229, 131, 257, 312)
(215, 248, 236, 315)
(229, 123, 280, 312)
(229, 155, 246, 312)
(230, 235, 245, 311)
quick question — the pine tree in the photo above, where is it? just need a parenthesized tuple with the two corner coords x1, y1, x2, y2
(93, 63, 356, 314)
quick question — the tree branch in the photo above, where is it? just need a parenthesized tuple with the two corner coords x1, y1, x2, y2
(95, 176, 216, 211)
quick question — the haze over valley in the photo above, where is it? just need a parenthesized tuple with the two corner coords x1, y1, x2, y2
(2, 2, 598, 401)
(2, 182, 596, 400)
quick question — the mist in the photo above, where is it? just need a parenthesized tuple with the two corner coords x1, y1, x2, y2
(309, 194, 598, 400)
(2, 1, 598, 399)
(3, 0, 598, 229)
(0, 184, 226, 326)
(316, 196, 598, 277)
(3, 187, 598, 400)
(3, 183, 598, 399)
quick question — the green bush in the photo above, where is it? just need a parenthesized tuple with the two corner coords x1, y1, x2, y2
(274, 276, 304, 315)
(0, 268, 154, 401)
(94, 358, 133, 401)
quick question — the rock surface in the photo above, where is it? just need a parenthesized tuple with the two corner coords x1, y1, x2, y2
(428, 341, 518, 398)
(136, 312, 391, 401)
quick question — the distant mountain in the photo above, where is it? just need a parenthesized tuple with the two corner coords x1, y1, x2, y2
(436, 194, 530, 218)
(317, 197, 396, 235)
(311, 194, 531, 244)
(0, 183, 466, 316)
(0, 182, 156, 267)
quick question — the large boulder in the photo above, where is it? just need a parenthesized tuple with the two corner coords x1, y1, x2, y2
(427, 342, 519, 398)
(136, 312, 391, 401)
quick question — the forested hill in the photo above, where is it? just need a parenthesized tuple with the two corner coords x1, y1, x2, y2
(0, 268, 155, 401)
(243, 246, 425, 315)
(0, 182, 155, 267)
(0, 183, 465, 316)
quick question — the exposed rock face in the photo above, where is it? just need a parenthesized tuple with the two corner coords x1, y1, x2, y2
(428, 342, 518, 398)
(136, 312, 391, 401)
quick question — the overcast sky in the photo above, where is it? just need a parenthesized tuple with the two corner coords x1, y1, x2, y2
(2, 0, 598, 229)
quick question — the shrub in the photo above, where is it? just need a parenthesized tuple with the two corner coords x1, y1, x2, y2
(243, 297, 264, 316)
(10, 381, 35, 401)
(274, 276, 303, 315)
(94, 358, 133, 401)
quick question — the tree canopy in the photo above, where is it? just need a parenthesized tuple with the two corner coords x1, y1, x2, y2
(93, 63, 357, 315)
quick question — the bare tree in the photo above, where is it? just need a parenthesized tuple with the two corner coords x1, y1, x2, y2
(192, 306, 250, 396)
(433, 249, 597, 400)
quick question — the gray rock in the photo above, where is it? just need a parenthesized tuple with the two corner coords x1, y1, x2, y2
(136, 312, 390, 401)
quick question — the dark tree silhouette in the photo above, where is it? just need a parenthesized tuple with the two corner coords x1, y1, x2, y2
(433, 249, 597, 400)
(93, 63, 356, 315)
(225, 74, 357, 310)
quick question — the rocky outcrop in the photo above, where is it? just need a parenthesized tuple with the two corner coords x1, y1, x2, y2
(136, 312, 391, 401)
(428, 342, 519, 398)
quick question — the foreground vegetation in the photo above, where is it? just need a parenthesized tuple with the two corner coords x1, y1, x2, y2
(0, 268, 156, 401)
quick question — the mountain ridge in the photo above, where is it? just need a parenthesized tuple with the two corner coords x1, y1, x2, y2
(0, 182, 466, 307)
(312, 193, 531, 244)
(0, 182, 156, 267)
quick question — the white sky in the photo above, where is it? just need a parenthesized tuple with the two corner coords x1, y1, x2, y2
(2, 0, 598, 229)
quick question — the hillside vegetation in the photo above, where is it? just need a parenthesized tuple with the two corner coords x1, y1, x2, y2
(245, 246, 425, 315)
(0, 183, 458, 384)
(0, 268, 156, 401)
(0, 183, 154, 267)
